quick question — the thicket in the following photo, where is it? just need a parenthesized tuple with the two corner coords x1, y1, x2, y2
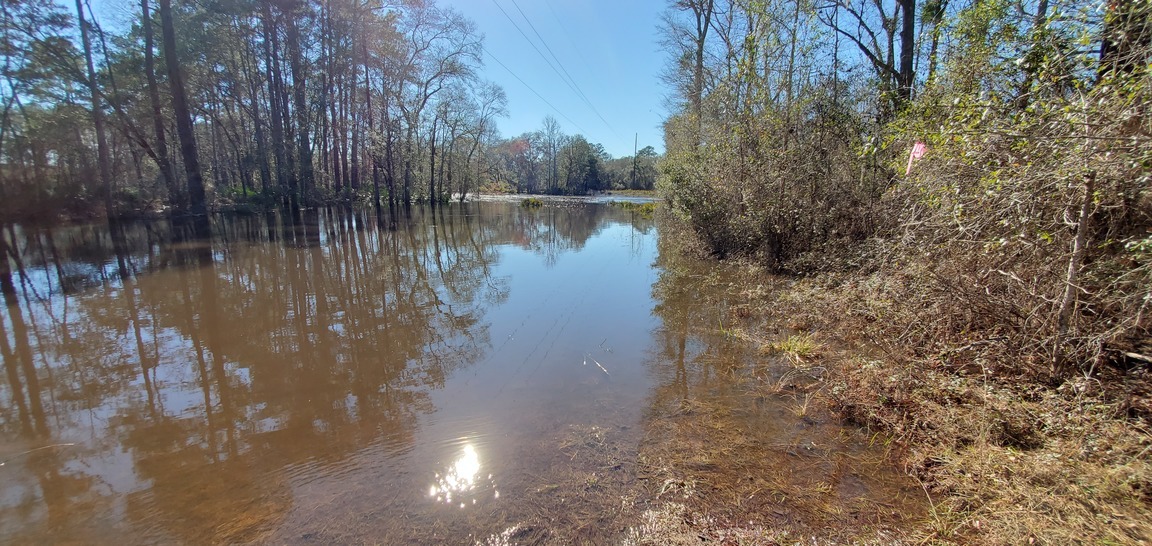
(659, 0, 1151, 381)
(659, 2, 1151, 541)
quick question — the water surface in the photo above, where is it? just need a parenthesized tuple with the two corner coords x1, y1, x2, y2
(0, 202, 921, 543)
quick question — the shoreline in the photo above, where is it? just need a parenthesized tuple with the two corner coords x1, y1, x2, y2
(664, 235, 1152, 544)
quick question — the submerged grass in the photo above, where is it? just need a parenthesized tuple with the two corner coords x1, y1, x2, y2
(633, 381, 926, 542)
(630, 289, 928, 540)
(765, 333, 822, 363)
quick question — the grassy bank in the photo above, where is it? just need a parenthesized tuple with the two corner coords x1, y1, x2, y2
(606, 189, 660, 199)
(656, 211, 1152, 544)
(781, 271, 1151, 544)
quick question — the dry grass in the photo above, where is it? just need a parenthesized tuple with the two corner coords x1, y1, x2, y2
(653, 210, 1152, 543)
(622, 502, 798, 545)
(762, 268, 1152, 545)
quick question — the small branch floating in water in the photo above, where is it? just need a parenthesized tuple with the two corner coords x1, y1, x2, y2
(592, 358, 610, 376)
(0, 443, 77, 466)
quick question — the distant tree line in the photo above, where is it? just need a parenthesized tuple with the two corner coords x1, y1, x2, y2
(489, 115, 659, 195)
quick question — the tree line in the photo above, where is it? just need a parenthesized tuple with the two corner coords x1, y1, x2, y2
(493, 115, 659, 195)
(0, 0, 659, 225)
(658, 0, 1150, 378)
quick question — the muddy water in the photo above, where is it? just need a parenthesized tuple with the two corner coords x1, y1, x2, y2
(0, 201, 923, 544)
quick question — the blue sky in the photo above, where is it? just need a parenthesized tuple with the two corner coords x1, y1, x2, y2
(441, 0, 669, 158)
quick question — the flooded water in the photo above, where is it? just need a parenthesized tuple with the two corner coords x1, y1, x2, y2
(0, 201, 924, 544)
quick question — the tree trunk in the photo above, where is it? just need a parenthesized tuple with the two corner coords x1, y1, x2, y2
(691, 0, 714, 146)
(247, 56, 271, 192)
(141, 0, 180, 208)
(1016, 0, 1046, 106)
(285, 14, 313, 206)
(349, 64, 360, 192)
(74, 0, 114, 217)
(158, 0, 207, 215)
(1052, 171, 1095, 380)
(897, 0, 916, 104)
(366, 68, 380, 215)
(328, 65, 341, 193)
(428, 116, 437, 207)
(339, 73, 350, 192)
(385, 115, 398, 216)
(0, 227, 13, 296)
(445, 136, 454, 200)
(403, 127, 413, 207)
(261, 3, 290, 206)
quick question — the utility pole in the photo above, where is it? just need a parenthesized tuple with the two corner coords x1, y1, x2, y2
(631, 133, 638, 189)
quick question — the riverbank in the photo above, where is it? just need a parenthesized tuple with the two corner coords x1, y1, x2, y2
(780, 274, 1151, 544)
(658, 214, 1152, 544)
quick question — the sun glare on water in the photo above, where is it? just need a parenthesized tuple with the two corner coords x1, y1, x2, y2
(430, 444, 496, 508)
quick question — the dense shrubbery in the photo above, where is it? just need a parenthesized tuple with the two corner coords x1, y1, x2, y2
(661, 80, 886, 268)
(888, 78, 1151, 379)
(660, 0, 1151, 380)
(658, 3, 1151, 540)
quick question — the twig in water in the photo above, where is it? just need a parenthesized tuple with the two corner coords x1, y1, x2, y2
(592, 358, 610, 376)
(0, 443, 77, 466)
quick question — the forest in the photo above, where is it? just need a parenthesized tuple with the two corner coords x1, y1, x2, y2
(0, 0, 659, 224)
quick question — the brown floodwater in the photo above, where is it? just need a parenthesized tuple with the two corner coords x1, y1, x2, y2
(0, 201, 924, 544)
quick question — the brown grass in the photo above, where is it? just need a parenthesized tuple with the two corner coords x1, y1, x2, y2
(653, 202, 1152, 542)
(751, 265, 1152, 545)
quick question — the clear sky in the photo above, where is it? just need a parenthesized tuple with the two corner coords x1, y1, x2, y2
(440, 0, 669, 158)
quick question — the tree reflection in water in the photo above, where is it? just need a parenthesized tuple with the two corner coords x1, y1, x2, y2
(0, 202, 654, 543)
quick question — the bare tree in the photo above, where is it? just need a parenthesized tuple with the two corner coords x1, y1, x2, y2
(818, 0, 916, 110)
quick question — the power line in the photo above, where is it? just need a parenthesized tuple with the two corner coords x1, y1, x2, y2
(488, 0, 570, 90)
(481, 46, 590, 135)
(488, 0, 618, 139)
(507, 0, 621, 139)
(542, 0, 597, 78)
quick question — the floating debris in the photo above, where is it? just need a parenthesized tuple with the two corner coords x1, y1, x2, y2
(0, 443, 77, 466)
